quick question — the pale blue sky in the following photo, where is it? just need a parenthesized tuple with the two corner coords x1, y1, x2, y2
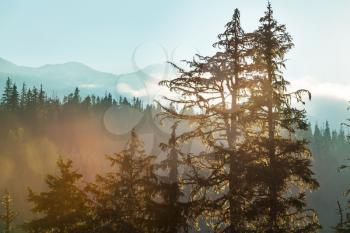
(0, 0, 350, 99)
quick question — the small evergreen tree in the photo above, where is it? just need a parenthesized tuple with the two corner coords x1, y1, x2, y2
(88, 129, 158, 233)
(1, 78, 12, 109)
(153, 123, 193, 233)
(20, 83, 27, 109)
(324, 121, 332, 142)
(0, 190, 16, 233)
(23, 158, 92, 233)
(9, 84, 19, 111)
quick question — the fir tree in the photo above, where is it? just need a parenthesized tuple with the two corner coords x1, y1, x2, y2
(23, 158, 92, 233)
(38, 84, 45, 107)
(9, 84, 19, 111)
(0, 190, 16, 233)
(20, 83, 27, 109)
(73, 87, 81, 105)
(1, 78, 12, 108)
(314, 123, 323, 149)
(324, 121, 332, 143)
(88, 129, 158, 233)
(159, 8, 256, 232)
(154, 123, 193, 233)
(249, 2, 319, 232)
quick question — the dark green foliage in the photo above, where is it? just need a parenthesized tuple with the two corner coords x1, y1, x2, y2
(324, 121, 331, 142)
(155, 123, 193, 233)
(23, 158, 92, 233)
(0, 77, 144, 136)
(296, 122, 350, 232)
(248, 3, 320, 232)
(2, 77, 12, 109)
(87, 129, 158, 233)
(0, 78, 144, 115)
(333, 126, 350, 232)
(159, 7, 258, 232)
(159, 3, 320, 233)
(1, 3, 347, 233)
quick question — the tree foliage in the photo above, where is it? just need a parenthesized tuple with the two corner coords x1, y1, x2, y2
(87, 129, 158, 233)
(159, 3, 319, 233)
(0, 190, 16, 233)
(23, 158, 92, 233)
(247, 3, 319, 232)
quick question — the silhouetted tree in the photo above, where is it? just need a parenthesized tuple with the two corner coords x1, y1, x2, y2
(153, 123, 193, 233)
(1, 77, 12, 109)
(20, 83, 26, 109)
(9, 84, 19, 111)
(23, 158, 92, 233)
(88, 129, 157, 233)
(159, 8, 257, 232)
(324, 121, 331, 142)
(0, 190, 16, 233)
(249, 2, 319, 232)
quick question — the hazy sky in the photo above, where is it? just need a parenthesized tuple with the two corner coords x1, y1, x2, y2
(1, 0, 350, 101)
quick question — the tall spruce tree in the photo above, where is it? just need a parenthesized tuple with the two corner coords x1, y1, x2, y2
(159, 8, 256, 232)
(20, 83, 26, 109)
(2, 77, 12, 109)
(249, 2, 319, 232)
(324, 121, 332, 147)
(9, 84, 19, 111)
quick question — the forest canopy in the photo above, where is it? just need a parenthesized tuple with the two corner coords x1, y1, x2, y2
(0, 3, 349, 233)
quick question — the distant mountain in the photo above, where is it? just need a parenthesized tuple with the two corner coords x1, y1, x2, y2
(0, 58, 120, 97)
(0, 57, 347, 130)
(0, 58, 174, 98)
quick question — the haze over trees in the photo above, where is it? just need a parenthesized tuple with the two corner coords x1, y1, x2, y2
(0, 2, 349, 233)
(159, 3, 319, 232)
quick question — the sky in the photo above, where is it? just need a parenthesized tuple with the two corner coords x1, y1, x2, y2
(1, 0, 350, 126)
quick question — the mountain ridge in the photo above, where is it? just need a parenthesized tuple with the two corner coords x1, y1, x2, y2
(0, 57, 166, 98)
(0, 57, 347, 129)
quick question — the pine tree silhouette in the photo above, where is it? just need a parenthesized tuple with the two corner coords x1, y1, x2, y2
(0, 190, 16, 233)
(88, 129, 158, 233)
(248, 2, 319, 232)
(154, 122, 193, 233)
(159, 7, 260, 233)
(23, 158, 91, 233)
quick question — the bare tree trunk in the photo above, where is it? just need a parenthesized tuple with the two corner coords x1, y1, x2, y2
(267, 68, 277, 233)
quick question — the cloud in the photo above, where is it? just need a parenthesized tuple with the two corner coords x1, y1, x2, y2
(288, 75, 350, 128)
(290, 75, 350, 101)
(79, 83, 102, 89)
(116, 83, 148, 97)
(116, 70, 179, 103)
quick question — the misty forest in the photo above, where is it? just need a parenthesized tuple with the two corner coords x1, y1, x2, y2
(0, 3, 350, 233)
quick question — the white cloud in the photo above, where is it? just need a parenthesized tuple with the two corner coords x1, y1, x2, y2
(116, 83, 148, 97)
(116, 71, 179, 103)
(290, 75, 350, 101)
(79, 83, 102, 89)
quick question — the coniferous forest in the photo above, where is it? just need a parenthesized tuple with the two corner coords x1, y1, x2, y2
(0, 2, 349, 233)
